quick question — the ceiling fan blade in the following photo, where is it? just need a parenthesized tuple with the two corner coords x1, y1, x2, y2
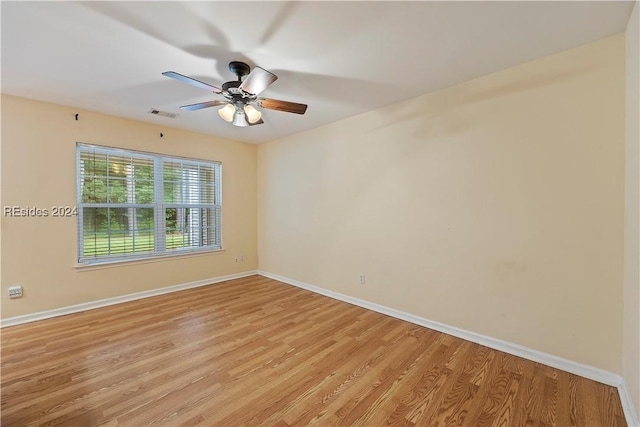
(259, 98, 308, 115)
(239, 66, 278, 95)
(248, 118, 264, 126)
(162, 71, 222, 93)
(180, 100, 226, 111)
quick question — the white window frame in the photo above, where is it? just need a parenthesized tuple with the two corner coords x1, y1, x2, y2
(76, 143, 222, 265)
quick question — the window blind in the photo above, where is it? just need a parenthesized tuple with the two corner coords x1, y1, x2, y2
(77, 143, 222, 264)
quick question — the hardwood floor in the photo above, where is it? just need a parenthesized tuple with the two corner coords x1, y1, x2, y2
(1, 275, 626, 426)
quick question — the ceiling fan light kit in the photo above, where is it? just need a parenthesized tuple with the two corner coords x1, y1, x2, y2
(163, 61, 307, 128)
(217, 102, 262, 127)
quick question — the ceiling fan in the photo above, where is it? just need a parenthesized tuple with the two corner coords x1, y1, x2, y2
(162, 61, 308, 127)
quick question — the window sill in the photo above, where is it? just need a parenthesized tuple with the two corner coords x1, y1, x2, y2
(73, 248, 226, 272)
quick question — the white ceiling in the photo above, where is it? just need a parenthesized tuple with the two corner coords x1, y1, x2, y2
(1, 1, 634, 144)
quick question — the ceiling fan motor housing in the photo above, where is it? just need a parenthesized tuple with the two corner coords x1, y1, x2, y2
(224, 62, 256, 103)
(222, 80, 242, 91)
(222, 80, 254, 103)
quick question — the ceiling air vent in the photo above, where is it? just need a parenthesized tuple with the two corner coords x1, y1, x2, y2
(148, 108, 177, 118)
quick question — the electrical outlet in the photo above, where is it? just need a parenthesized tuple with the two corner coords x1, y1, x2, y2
(234, 256, 245, 262)
(359, 273, 366, 284)
(8, 285, 23, 299)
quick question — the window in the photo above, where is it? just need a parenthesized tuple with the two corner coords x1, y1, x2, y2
(77, 143, 222, 264)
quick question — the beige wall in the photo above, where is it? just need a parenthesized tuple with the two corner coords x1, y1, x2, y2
(1, 94, 257, 319)
(624, 1, 640, 416)
(258, 35, 625, 373)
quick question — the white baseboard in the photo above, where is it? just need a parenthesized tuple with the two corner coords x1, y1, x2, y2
(619, 381, 640, 427)
(0, 270, 258, 328)
(257, 270, 640, 427)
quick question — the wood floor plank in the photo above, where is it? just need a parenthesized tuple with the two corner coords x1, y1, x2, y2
(517, 364, 546, 427)
(1, 275, 626, 426)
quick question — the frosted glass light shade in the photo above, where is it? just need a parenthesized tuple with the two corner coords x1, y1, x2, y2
(218, 103, 236, 122)
(232, 110, 248, 127)
(244, 104, 262, 124)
